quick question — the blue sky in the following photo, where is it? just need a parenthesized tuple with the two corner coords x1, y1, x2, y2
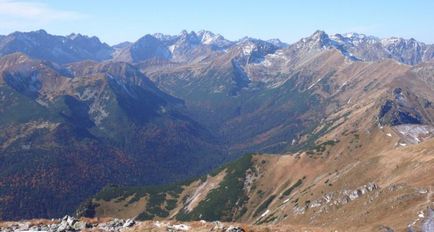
(0, 0, 433, 45)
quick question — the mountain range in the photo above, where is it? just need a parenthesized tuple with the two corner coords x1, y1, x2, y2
(2, 29, 434, 65)
(0, 29, 433, 231)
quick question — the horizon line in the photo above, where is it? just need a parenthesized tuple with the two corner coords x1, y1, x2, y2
(1, 28, 430, 46)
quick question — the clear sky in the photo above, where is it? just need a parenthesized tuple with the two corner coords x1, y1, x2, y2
(0, 0, 433, 45)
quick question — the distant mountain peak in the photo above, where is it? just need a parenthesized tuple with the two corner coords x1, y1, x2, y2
(343, 32, 367, 39)
(152, 33, 177, 42)
(290, 30, 434, 64)
(67, 33, 83, 40)
(24, 29, 48, 35)
(306, 30, 330, 44)
(311, 30, 328, 38)
(177, 30, 200, 45)
(197, 30, 226, 45)
(33, 29, 48, 35)
(197, 30, 216, 37)
(1, 29, 433, 65)
(10, 29, 48, 39)
(297, 30, 333, 50)
(267, 38, 288, 48)
(0, 30, 113, 64)
(179, 29, 189, 36)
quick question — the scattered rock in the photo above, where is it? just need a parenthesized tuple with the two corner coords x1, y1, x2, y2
(168, 223, 190, 231)
(296, 182, 379, 215)
(72, 221, 90, 230)
(123, 219, 135, 227)
(57, 221, 74, 232)
(225, 225, 246, 232)
(213, 221, 224, 230)
(65, 215, 77, 226)
(153, 221, 163, 228)
(0, 216, 139, 232)
(99, 218, 127, 231)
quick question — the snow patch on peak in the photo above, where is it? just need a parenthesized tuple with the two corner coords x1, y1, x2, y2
(381, 37, 403, 46)
(153, 33, 178, 43)
(267, 38, 288, 48)
(242, 43, 255, 55)
(343, 32, 367, 39)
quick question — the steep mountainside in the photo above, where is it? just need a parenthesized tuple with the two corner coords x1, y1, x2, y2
(0, 53, 226, 220)
(82, 140, 434, 231)
(80, 60, 434, 231)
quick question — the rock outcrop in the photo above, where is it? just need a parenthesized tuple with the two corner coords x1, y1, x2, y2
(0, 216, 136, 232)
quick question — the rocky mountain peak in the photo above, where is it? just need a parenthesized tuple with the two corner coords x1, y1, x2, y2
(381, 36, 424, 50)
(197, 30, 227, 46)
(67, 33, 85, 40)
(295, 30, 334, 50)
(343, 32, 367, 39)
(14, 29, 48, 36)
(152, 33, 178, 44)
(0, 30, 113, 64)
(7, 29, 49, 43)
(267, 38, 288, 48)
(197, 30, 216, 38)
(67, 33, 102, 43)
(178, 30, 200, 44)
(289, 30, 434, 64)
(311, 30, 329, 40)
(233, 37, 278, 64)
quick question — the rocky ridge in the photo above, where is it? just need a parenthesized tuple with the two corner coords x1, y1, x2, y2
(0, 216, 254, 232)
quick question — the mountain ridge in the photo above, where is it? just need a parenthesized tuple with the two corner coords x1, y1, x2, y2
(2, 29, 434, 65)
